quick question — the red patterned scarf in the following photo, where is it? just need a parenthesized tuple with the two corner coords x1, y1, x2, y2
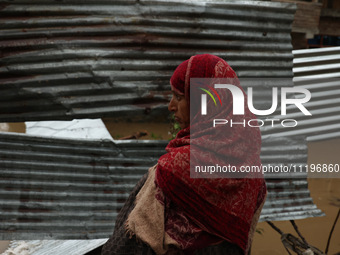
(156, 54, 267, 254)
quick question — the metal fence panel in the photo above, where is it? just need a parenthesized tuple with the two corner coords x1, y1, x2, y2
(0, 0, 327, 243)
(0, 132, 324, 239)
(293, 46, 340, 142)
(0, 0, 295, 122)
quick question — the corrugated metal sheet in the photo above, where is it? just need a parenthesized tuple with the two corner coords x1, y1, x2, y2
(0, 0, 296, 122)
(0, 0, 327, 244)
(293, 46, 340, 142)
(0, 132, 165, 239)
(0, 131, 324, 239)
(260, 135, 323, 221)
(3, 239, 106, 255)
(258, 46, 340, 141)
(25, 119, 113, 140)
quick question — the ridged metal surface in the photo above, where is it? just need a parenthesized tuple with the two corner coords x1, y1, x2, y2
(0, 132, 324, 239)
(260, 46, 340, 140)
(260, 135, 324, 221)
(0, 0, 295, 122)
(4, 239, 107, 255)
(0, 0, 326, 244)
(0, 132, 165, 239)
(293, 46, 340, 142)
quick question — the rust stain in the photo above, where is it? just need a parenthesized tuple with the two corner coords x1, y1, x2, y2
(0, 3, 9, 11)
(18, 207, 52, 213)
(17, 218, 43, 223)
(91, 180, 107, 184)
(122, 163, 137, 167)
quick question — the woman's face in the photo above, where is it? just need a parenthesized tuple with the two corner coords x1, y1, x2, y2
(168, 90, 190, 129)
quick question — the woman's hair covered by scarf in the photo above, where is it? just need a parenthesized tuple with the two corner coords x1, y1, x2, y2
(156, 54, 267, 253)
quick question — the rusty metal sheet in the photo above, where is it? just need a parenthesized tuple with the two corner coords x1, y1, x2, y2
(0, 0, 296, 122)
(0, 0, 326, 244)
(0, 132, 324, 239)
(0, 132, 166, 239)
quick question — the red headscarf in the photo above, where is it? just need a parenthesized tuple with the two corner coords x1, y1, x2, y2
(155, 54, 267, 253)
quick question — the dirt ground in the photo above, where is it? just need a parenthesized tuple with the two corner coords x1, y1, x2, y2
(0, 122, 339, 254)
(0, 241, 10, 254)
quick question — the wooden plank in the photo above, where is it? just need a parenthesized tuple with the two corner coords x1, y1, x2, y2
(273, 0, 322, 34)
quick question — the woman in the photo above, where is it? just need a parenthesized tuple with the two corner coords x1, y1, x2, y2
(102, 54, 267, 255)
